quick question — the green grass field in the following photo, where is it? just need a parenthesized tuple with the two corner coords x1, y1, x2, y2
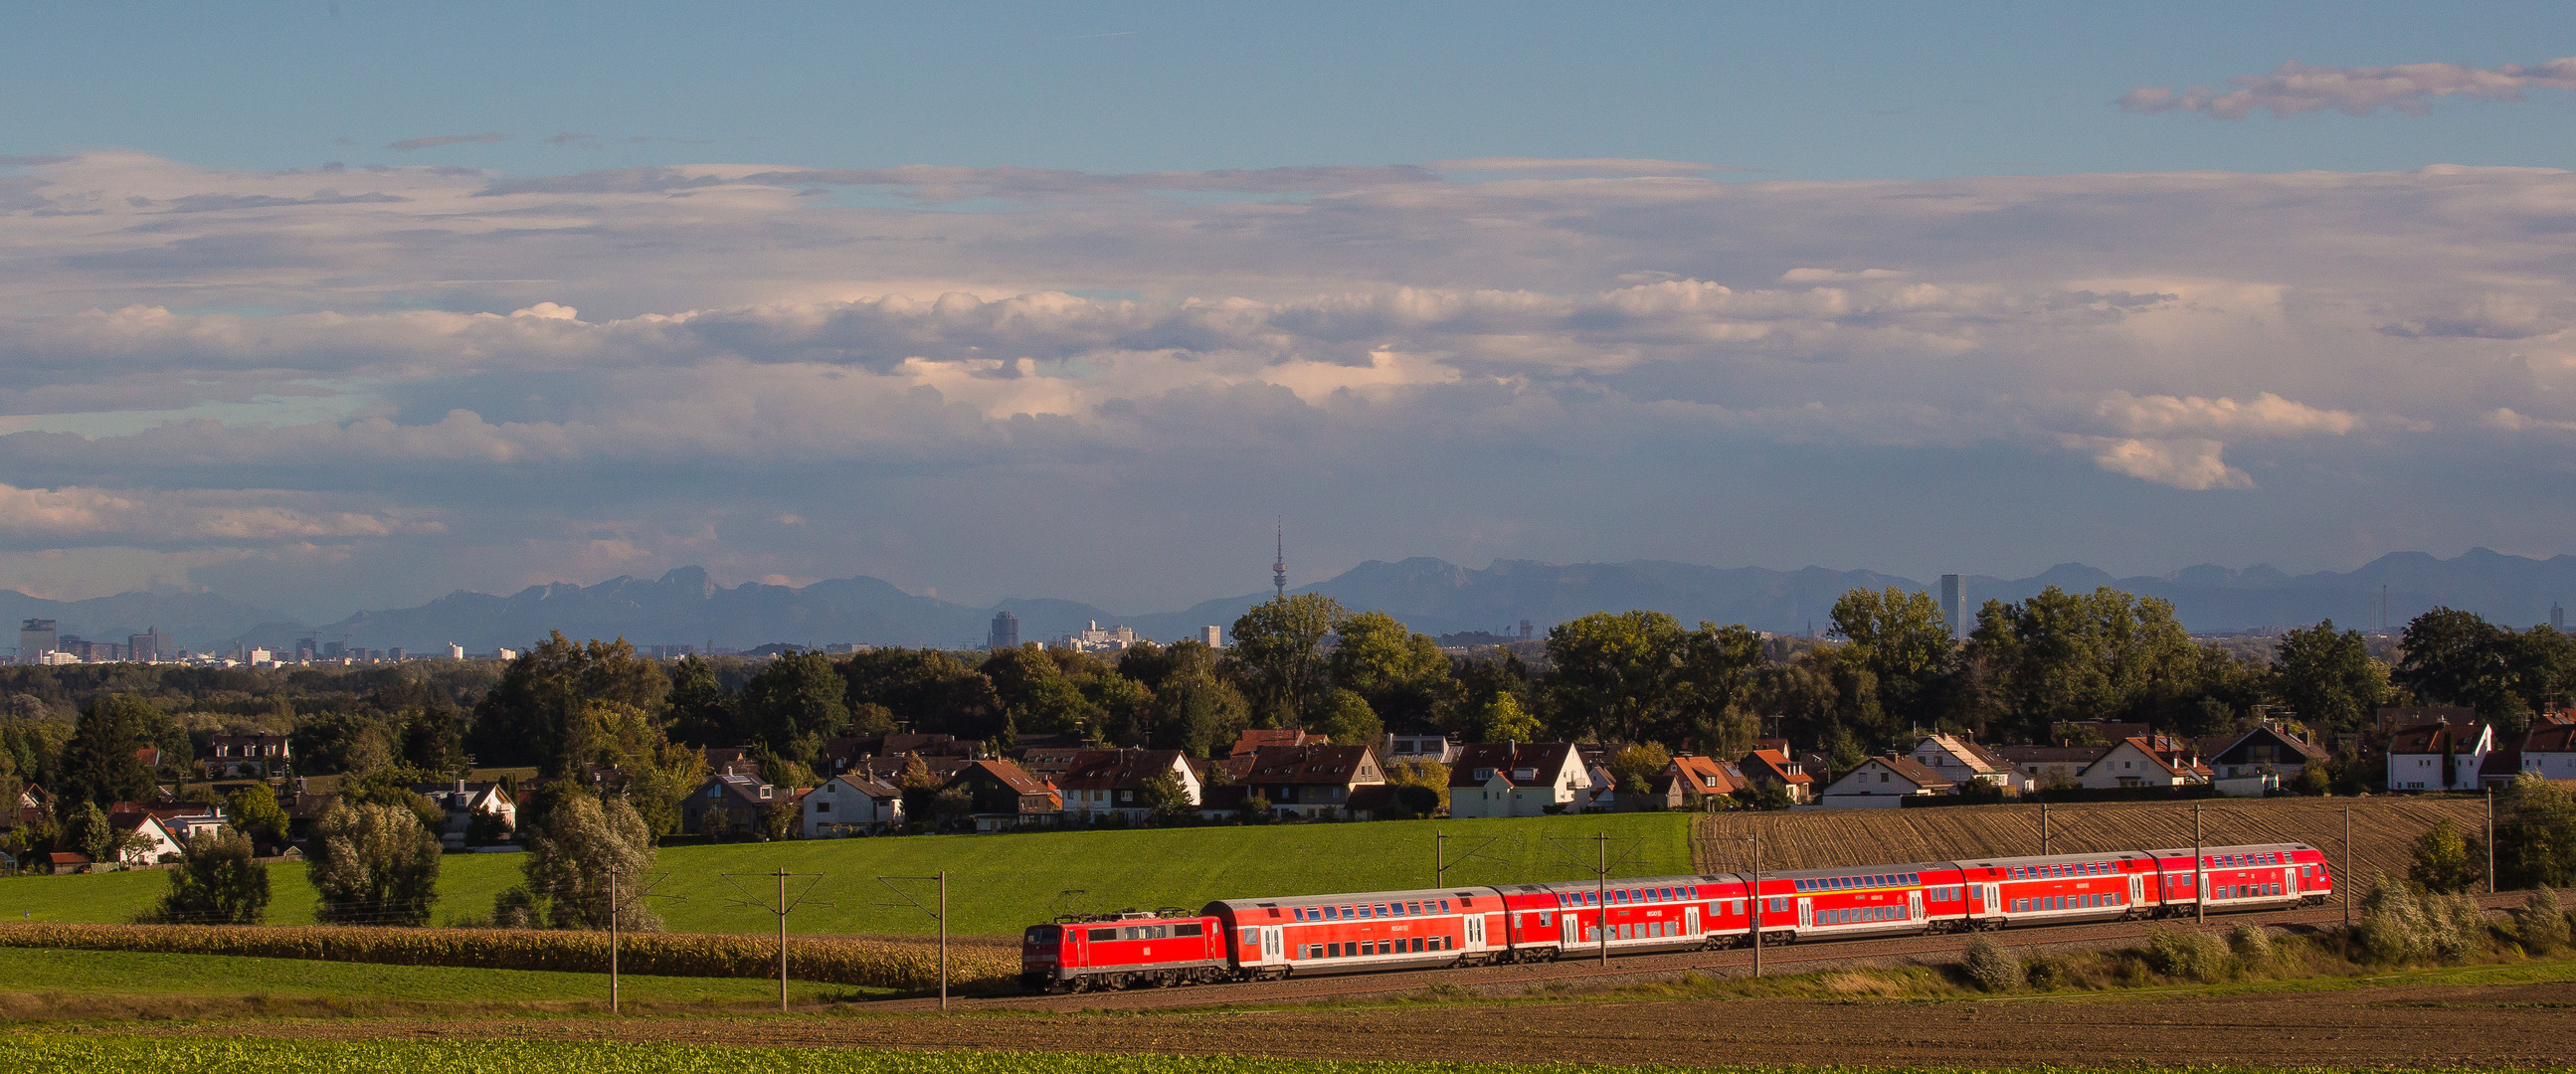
(0, 1038, 2439, 1074)
(0, 813, 1692, 937)
(0, 947, 852, 1005)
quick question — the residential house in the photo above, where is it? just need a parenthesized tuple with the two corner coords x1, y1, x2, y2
(1818, 756, 1955, 807)
(699, 747, 762, 780)
(411, 779, 517, 847)
(4, 784, 47, 832)
(2205, 724, 2329, 784)
(1012, 742, 1092, 781)
(200, 734, 292, 780)
(944, 759, 1060, 832)
(681, 773, 777, 836)
(804, 774, 905, 836)
(1738, 748, 1814, 804)
(2078, 735, 2212, 790)
(102, 808, 185, 864)
(2515, 722, 2576, 782)
(1651, 754, 1746, 811)
(123, 802, 226, 843)
(2385, 719, 2495, 793)
(1442, 741, 1584, 818)
(1994, 745, 2109, 790)
(1055, 748, 1201, 822)
(1239, 744, 1384, 819)
(2053, 720, 2150, 745)
(1909, 734, 2021, 791)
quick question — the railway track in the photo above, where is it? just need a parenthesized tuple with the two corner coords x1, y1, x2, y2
(867, 889, 2553, 1014)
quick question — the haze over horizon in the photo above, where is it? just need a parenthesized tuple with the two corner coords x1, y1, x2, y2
(5, 4, 2576, 619)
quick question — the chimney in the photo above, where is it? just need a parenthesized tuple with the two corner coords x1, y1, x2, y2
(457, 778, 467, 796)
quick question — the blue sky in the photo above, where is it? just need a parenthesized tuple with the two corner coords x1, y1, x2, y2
(2, 3, 2575, 620)
(8, 2, 2573, 180)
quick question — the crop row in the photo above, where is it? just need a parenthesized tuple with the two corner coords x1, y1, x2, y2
(0, 923, 1016, 991)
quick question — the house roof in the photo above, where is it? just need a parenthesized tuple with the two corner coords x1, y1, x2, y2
(2212, 725, 2330, 764)
(701, 773, 775, 806)
(823, 773, 903, 800)
(1447, 742, 1576, 789)
(2522, 723, 2576, 754)
(2106, 735, 2212, 780)
(1055, 749, 1188, 792)
(2483, 746, 2523, 777)
(947, 758, 1053, 797)
(2389, 721, 2491, 755)
(1242, 744, 1375, 787)
(1741, 748, 1812, 786)
(1850, 756, 1953, 791)
(1918, 734, 2013, 775)
(1660, 754, 1744, 796)
(1229, 728, 1327, 758)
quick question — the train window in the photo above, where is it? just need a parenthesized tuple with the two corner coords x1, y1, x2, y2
(1441, 900, 1453, 912)
(1408, 902, 1423, 915)
(1175, 924, 1203, 937)
(1089, 928, 1117, 942)
(1328, 943, 1342, 958)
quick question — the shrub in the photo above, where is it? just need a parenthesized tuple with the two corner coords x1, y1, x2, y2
(2226, 923, 2272, 964)
(2408, 819, 2484, 895)
(2356, 875, 2491, 966)
(2513, 887, 2569, 955)
(1960, 934, 2022, 992)
(2145, 929, 2233, 983)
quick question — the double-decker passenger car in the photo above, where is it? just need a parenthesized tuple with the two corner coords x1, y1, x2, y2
(1204, 886, 1504, 978)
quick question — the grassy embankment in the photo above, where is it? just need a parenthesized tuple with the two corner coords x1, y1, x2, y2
(0, 812, 1691, 937)
(0, 946, 864, 1013)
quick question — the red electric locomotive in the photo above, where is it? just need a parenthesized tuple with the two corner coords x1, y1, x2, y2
(1020, 911, 1228, 992)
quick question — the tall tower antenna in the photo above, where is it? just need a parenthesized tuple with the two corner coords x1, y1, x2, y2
(1273, 519, 1288, 600)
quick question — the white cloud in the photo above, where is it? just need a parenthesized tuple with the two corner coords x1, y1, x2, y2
(2121, 57, 2576, 119)
(0, 149, 2568, 610)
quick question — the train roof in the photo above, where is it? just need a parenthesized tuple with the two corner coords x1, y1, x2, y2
(1755, 860, 1961, 881)
(1201, 886, 1501, 915)
(1494, 875, 1733, 895)
(2143, 842, 2316, 858)
(1949, 849, 2159, 869)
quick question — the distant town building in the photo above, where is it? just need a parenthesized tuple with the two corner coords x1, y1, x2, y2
(1201, 625, 1222, 647)
(1940, 574, 1966, 638)
(18, 620, 54, 662)
(447, 643, 465, 660)
(127, 627, 166, 663)
(989, 610, 1020, 649)
(1058, 620, 1139, 652)
(2557, 602, 2566, 631)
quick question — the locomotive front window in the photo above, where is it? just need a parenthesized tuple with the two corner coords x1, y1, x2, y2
(1025, 925, 1060, 943)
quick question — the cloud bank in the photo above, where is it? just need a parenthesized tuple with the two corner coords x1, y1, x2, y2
(2122, 56, 2576, 119)
(0, 151, 2570, 615)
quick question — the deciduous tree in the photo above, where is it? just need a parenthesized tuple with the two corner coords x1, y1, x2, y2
(308, 802, 443, 926)
(1229, 594, 1345, 728)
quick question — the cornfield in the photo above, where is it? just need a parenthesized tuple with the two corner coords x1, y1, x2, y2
(0, 922, 1016, 991)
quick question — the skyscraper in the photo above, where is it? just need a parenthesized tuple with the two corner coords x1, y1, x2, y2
(1940, 575, 1966, 639)
(127, 626, 166, 663)
(18, 619, 55, 662)
(989, 610, 1020, 649)
(2555, 602, 2566, 632)
(1201, 625, 1222, 647)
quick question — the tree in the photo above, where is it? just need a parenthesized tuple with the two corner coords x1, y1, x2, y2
(1313, 689, 1384, 751)
(662, 654, 740, 747)
(1829, 587, 1954, 728)
(225, 783, 291, 852)
(2407, 818, 2484, 895)
(2270, 620, 2387, 734)
(519, 793, 661, 930)
(1381, 758, 1449, 817)
(1137, 768, 1195, 825)
(1153, 665, 1252, 758)
(1464, 693, 1543, 744)
(292, 709, 396, 776)
(738, 650, 851, 765)
(623, 741, 709, 842)
(398, 707, 469, 776)
(841, 648, 1006, 742)
(1327, 612, 1458, 732)
(1961, 587, 2205, 743)
(56, 695, 158, 809)
(2396, 609, 2519, 717)
(145, 826, 269, 925)
(1677, 623, 1765, 757)
(63, 801, 113, 863)
(308, 802, 443, 926)
(1607, 743, 1673, 797)
(1229, 594, 1346, 727)
(1542, 611, 1687, 744)
(2496, 772, 2576, 889)
(467, 634, 669, 774)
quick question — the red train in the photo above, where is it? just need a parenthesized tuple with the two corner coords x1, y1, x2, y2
(1019, 840, 2332, 991)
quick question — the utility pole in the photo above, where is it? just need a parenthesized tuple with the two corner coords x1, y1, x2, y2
(2487, 789, 2496, 895)
(609, 868, 621, 1014)
(2193, 804, 2205, 926)
(1435, 829, 1443, 887)
(778, 869, 789, 1011)
(2342, 805, 2353, 928)
(1597, 832, 1608, 966)
(2039, 803, 2050, 855)
(721, 867, 826, 1014)
(1750, 823, 1763, 979)
(877, 872, 954, 1010)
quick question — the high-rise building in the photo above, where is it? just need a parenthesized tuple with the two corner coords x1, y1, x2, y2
(1201, 625, 1222, 647)
(989, 610, 1020, 649)
(18, 619, 55, 662)
(1519, 619, 1534, 640)
(294, 637, 318, 662)
(2555, 602, 2566, 632)
(1940, 574, 1967, 639)
(127, 627, 166, 663)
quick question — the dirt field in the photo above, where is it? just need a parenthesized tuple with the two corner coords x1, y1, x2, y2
(123, 971, 2576, 1069)
(1695, 797, 2489, 881)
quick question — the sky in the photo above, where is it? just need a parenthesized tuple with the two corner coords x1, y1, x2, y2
(2, 2, 2576, 620)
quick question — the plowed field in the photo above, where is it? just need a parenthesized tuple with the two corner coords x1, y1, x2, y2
(1695, 797, 2487, 880)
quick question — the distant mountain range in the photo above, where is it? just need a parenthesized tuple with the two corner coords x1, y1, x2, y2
(10, 549, 2576, 654)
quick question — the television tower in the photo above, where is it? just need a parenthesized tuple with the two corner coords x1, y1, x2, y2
(1272, 520, 1288, 600)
